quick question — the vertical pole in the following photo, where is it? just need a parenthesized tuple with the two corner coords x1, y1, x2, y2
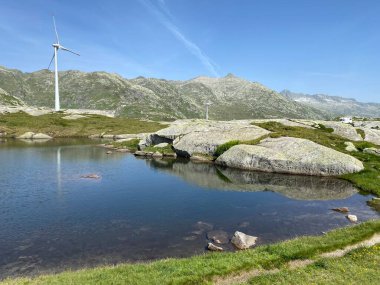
(206, 104, 209, 120)
(54, 47, 60, 111)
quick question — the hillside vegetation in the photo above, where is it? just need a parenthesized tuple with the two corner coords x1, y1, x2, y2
(0, 112, 165, 137)
(0, 66, 328, 121)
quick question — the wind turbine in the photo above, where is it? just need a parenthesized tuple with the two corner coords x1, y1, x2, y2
(48, 16, 80, 111)
(205, 101, 212, 120)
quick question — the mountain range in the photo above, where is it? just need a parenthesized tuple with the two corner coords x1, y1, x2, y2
(0, 65, 378, 120)
(281, 90, 380, 118)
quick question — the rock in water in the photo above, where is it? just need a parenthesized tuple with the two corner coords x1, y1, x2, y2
(216, 137, 364, 176)
(207, 230, 229, 244)
(231, 231, 258, 249)
(193, 221, 213, 232)
(17, 132, 35, 139)
(207, 242, 224, 251)
(346, 215, 358, 223)
(332, 207, 350, 213)
(106, 151, 113, 154)
(81, 174, 101, 179)
(33, 133, 52, 139)
(152, 151, 163, 158)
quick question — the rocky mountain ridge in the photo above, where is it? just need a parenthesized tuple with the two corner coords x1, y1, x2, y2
(0, 65, 329, 120)
(281, 90, 380, 118)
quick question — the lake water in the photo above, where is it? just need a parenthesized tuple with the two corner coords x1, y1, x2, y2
(0, 139, 378, 278)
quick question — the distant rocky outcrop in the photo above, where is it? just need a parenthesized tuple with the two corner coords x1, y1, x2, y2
(216, 137, 364, 176)
(282, 90, 380, 118)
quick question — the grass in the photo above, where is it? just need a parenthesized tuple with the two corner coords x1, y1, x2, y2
(214, 135, 270, 157)
(1, 220, 379, 285)
(112, 139, 140, 152)
(251, 121, 380, 196)
(247, 244, 380, 284)
(356, 128, 366, 139)
(143, 144, 175, 154)
(0, 112, 165, 137)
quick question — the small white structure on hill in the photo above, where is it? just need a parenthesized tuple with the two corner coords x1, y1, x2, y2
(340, 116, 353, 124)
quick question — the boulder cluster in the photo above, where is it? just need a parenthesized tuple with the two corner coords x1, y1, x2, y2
(110, 119, 366, 177)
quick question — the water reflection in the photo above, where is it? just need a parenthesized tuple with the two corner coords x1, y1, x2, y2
(146, 159, 358, 200)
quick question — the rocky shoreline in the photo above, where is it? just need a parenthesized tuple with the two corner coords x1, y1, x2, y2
(95, 119, 380, 177)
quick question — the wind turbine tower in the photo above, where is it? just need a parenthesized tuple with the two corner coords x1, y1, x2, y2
(48, 16, 80, 111)
(205, 101, 212, 120)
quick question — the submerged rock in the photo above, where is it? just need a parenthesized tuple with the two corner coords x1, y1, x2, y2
(207, 242, 224, 251)
(80, 174, 101, 179)
(152, 151, 163, 158)
(231, 231, 258, 249)
(193, 221, 214, 232)
(332, 207, 350, 213)
(207, 230, 229, 244)
(216, 137, 364, 176)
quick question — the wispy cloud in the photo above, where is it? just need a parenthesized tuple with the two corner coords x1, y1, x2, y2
(139, 0, 220, 77)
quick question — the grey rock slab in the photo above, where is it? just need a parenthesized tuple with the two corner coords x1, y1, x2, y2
(344, 142, 358, 152)
(207, 242, 224, 251)
(216, 137, 364, 176)
(231, 231, 258, 250)
(173, 125, 270, 157)
(362, 128, 380, 145)
(316, 121, 363, 141)
(363, 147, 380, 156)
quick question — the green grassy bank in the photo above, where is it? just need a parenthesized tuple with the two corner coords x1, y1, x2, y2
(0, 112, 165, 137)
(1, 220, 379, 285)
(247, 244, 380, 285)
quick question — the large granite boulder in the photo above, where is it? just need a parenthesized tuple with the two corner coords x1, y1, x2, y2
(315, 121, 363, 141)
(216, 137, 364, 176)
(173, 125, 270, 157)
(17, 132, 52, 140)
(361, 128, 380, 145)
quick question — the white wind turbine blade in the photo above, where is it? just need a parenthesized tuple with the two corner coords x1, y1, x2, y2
(53, 16, 60, 44)
(60, 46, 80, 56)
(48, 52, 55, 69)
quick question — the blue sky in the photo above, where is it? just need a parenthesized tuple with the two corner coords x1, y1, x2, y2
(0, 0, 379, 102)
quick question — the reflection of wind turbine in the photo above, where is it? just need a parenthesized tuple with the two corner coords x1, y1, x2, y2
(48, 16, 80, 111)
(56, 147, 62, 193)
(205, 101, 212, 120)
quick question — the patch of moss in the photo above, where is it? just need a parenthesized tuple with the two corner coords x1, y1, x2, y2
(356, 128, 366, 139)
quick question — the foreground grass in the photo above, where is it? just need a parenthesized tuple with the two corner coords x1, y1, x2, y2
(247, 244, 380, 285)
(2, 220, 380, 285)
(0, 112, 165, 137)
(251, 122, 380, 196)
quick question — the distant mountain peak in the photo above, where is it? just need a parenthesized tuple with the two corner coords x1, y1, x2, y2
(224, 73, 237, 78)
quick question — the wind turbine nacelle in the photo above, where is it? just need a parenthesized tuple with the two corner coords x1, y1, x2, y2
(52, 44, 60, 48)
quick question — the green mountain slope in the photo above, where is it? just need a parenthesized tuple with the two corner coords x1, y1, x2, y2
(0, 65, 328, 120)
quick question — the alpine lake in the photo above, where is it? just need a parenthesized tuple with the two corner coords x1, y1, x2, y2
(0, 138, 378, 278)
